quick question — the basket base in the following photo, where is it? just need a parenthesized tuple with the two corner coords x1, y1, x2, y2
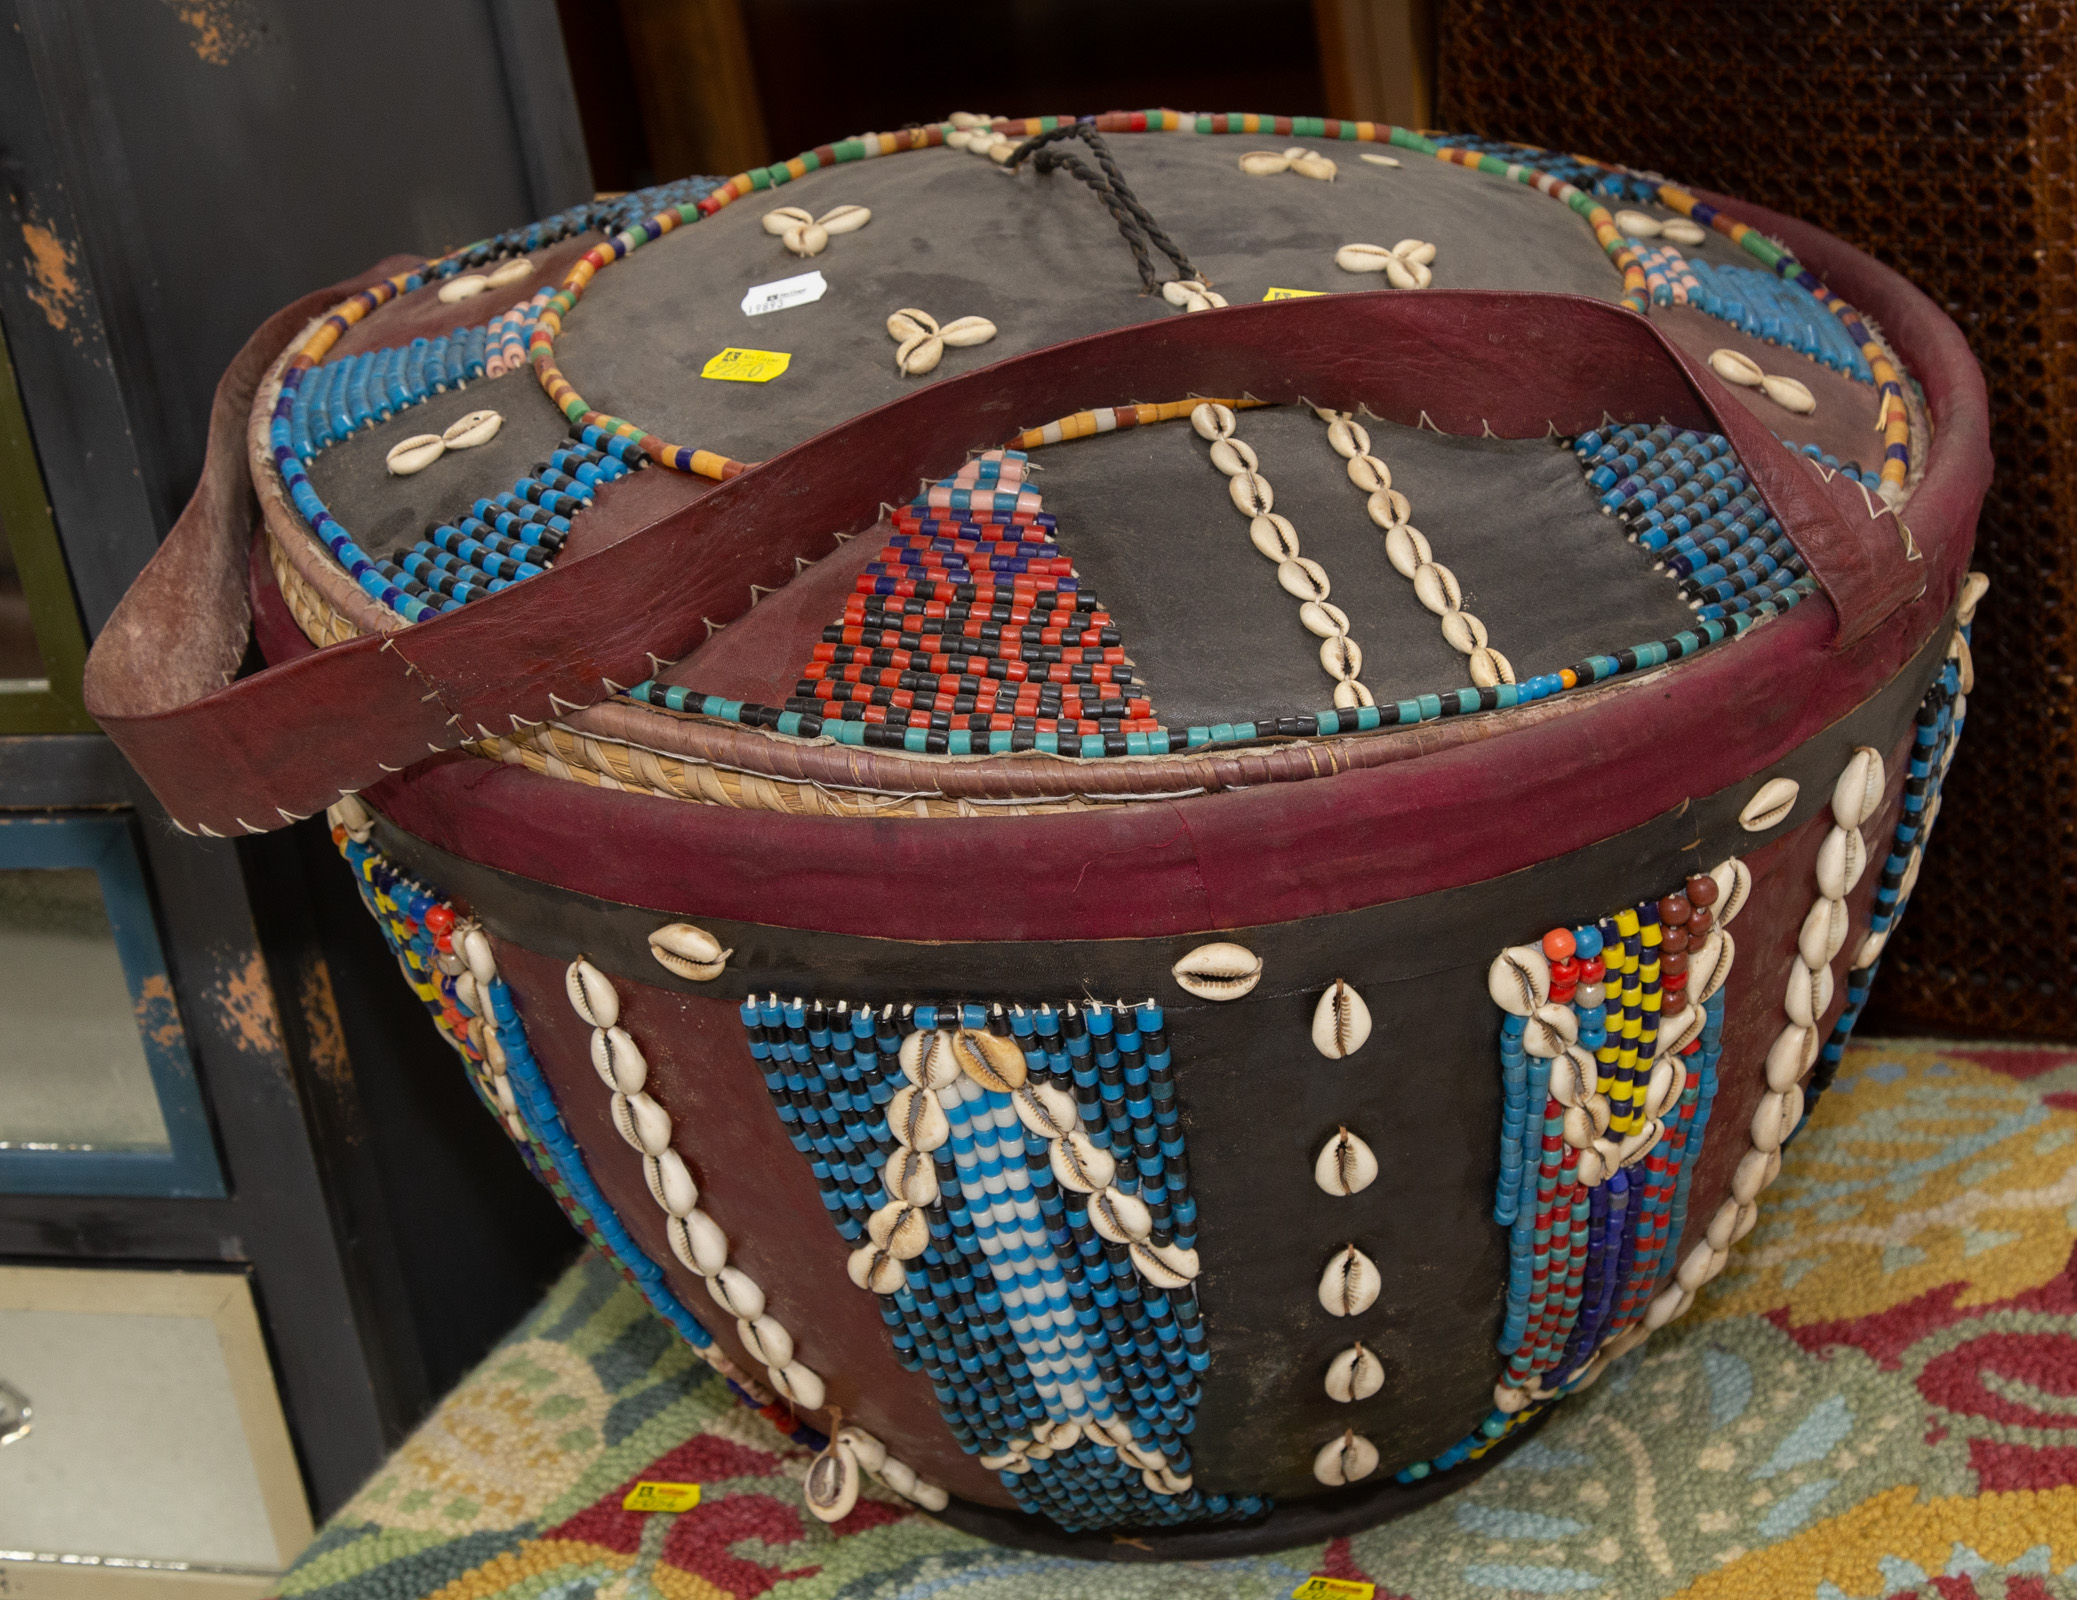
(924, 1410, 1546, 1562)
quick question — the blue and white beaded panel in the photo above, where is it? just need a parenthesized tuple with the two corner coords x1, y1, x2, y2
(736, 996, 1268, 1533)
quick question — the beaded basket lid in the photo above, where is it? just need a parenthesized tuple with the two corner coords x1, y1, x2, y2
(250, 111, 1925, 812)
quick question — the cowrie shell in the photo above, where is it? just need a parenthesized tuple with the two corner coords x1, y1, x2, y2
(1468, 646, 1514, 689)
(646, 1149, 699, 1216)
(837, 1426, 886, 1474)
(1489, 945, 1552, 1015)
(1522, 1001, 1579, 1059)
(1644, 1056, 1688, 1121)
(1957, 569, 1991, 626)
(457, 926, 497, 986)
(1952, 633, 1975, 695)
(706, 1265, 765, 1320)
(1853, 927, 1890, 968)
(1384, 524, 1432, 577)
(1656, 1004, 1704, 1060)
(1333, 678, 1376, 710)
(1799, 896, 1850, 968)
(1325, 1342, 1385, 1403)
(1740, 777, 1799, 831)
(1617, 1119, 1661, 1167)
(1347, 454, 1391, 494)
(591, 1026, 648, 1094)
(803, 1436, 859, 1522)
(1010, 1079, 1079, 1141)
(1493, 1380, 1532, 1413)
(1163, 278, 1210, 306)
(1276, 557, 1330, 602)
(1230, 471, 1274, 517)
(1574, 1145, 1608, 1189)
(1319, 633, 1363, 681)
(1831, 747, 1886, 830)
(1561, 1105, 1597, 1149)
(1731, 1145, 1781, 1204)
(1412, 562, 1462, 615)
(940, 315, 997, 347)
(887, 308, 937, 340)
(1301, 600, 1351, 639)
(1327, 419, 1369, 458)
(1209, 437, 1259, 477)
(1767, 1024, 1818, 1091)
(1312, 980, 1372, 1058)
(1761, 373, 1817, 414)
(900, 1030, 961, 1090)
(1675, 1242, 1723, 1292)
(883, 1146, 940, 1206)
(1899, 845, 1924, 901)
(1439, 610, 1489, 654)
(437, 273, 490, 304)
(886, 1084, 950, 1151)
(1089, 1187, 1153, 1244)
(1614, 209, 1663, 237)
(1368, 488, 1412, 529)
(1784, 958, 1835, 1028)
(1290, 152, 1338, 181)
(1733, 1202, 1759, 1244)
(817, 203, 871, 234)
(486, 256, 534, 287)
(1240, 150, 1292, 175)
(1336, 243, 1394, 273)
(1705, 1198, 1743, 1251)
(612, 1090, 673, 1156)
(847, 1244, 905, 1293)
(329, 792, 373, 839)
(1383, 257, 1420, 290)
(1191, 402, 1237, 440)
(738, 1314, 794, 1369)
(1313, 1430, 1379, 1485)
(982, 1447, 1031, 1472)
(1690, 929, 1735, 1004)
(1661, 217, 1707, 245)
(1549, 1045, 1599, 1108)
(1144, 1465, 1195, 1496)
(1643, 1284, 1689, 1330)
(1711, 857, 1753, 925)
(868, 1201, 930, 1259)
(1750, 1085, 1803, 1153)
(453, 970, 482, 1019)
(1816, 826, 1868, 899)
(896, 332, 944, 374)
(1250, 512, 1302, 561)
(442, 410, 503, 449)
(1315, 1126, 1378, 1196)
(1034, 1419, 1083, 1451)
(763, 206, 814, 234)
(668, 1208, 729, 1275)
(1318, 1244, 1381, 1317)
(1360, 152, 1402, 168)
(385, 434, 446, 476)
(1392, 239, 1437, 266)
(1051, 1128, 1117, 1193)
(769, 1361, 825, 1411)
(649, 923, 730, 981)
(1130, 1239, 1199, 1288)
(1173, 941, 1262, 1001)
(565, 958, 619, 1027)
(1708, 348, 1766, 387)
(783, 222, 829, 257)
(951, 1028, 1026, 1091)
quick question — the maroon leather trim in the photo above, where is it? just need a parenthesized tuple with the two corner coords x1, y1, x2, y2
(88, 282, 1933, 836)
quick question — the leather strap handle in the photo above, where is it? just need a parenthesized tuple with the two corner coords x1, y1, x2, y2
(86, 285, 1911, 836)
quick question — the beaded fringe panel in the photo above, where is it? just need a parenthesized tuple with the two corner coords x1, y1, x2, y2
(1437, 1, 2051, 1032)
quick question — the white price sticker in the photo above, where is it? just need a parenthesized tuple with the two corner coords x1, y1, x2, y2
(741, 270, 828, 317)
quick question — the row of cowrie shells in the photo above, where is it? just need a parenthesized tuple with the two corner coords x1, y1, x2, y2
(1706, 347, 1817, 416)
(564, 959, 830, 1419)
(1310, 972, 1386, 1430)
(1238, 146, 1338, 180)
(1192, 402, 1378, 710)
(803, 1419, 949, 1521)
(761, 202, 871, 258)
(384, 409, 505, 477)
(1161, 277, 1229, 314)
(1611, 209, 1708, 247)
(1318, 408, 1514, 688)
(436, 255, 535, 304)
(981, 1412, 1193, 1497)
(1333, 238, 1436, 289)
(945, 111, 1017, 163)
(885, 306, 998, 376)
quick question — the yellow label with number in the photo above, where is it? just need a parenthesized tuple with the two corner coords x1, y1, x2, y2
(1291, 1580, 1374, 1600)
(700, 347, 792, 382)
(623, 1480, 702, 1512)
(1263, 287, 1327, 301)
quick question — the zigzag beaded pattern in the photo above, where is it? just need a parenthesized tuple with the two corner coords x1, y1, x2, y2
(737, 996, 1268, 1532)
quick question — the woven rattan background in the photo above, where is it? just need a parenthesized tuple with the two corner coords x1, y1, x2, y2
(1438, 3, 2061, 1039)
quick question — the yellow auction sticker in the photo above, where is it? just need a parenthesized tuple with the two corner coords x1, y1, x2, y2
(701, 347, 792, 382)
(1291, 1580, 1375, 1600)
(622, 1480, 702, 1513)
(1262, 287, 1327, 301)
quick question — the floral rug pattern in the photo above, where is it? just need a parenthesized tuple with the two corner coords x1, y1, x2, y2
(275, 1040, 2077, 1600)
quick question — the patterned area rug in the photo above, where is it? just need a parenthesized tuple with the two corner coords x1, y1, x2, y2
(275, 1039, 2077, 1600)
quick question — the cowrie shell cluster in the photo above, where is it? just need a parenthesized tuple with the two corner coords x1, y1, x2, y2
(1334, 237, 1436, 288)
(945, 110, 1017, 162)
(1613, 209, 1707, 246)
(564, 966, 824, 1425)
(1172, 939, 1262, 1001)
(1312, 980, 1372, 1058)
(648, 922, 731, 981)
(1238, 145, 1338, 180)
(1195, 403, 1378, 709)
(415, 907, 532, 1143)
(1707, 347, 1819, 415)
(761, 202, 871, 257)
(886, 306, 997, 376)
(1161, 277, 1229, 313)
